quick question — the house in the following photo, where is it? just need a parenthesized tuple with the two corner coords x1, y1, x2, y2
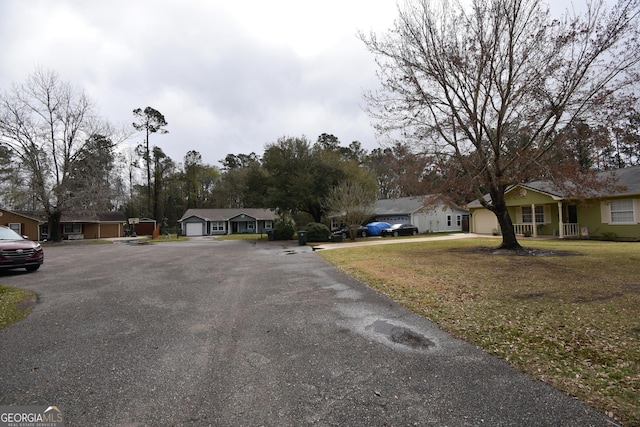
(367, 196, 469, 233)
(1, 208, 126, 240)
(178, 208, 277, 236)
(467, 166, 640, 240)
(0, 208, 45, 241)
(57, 211, 127, 240)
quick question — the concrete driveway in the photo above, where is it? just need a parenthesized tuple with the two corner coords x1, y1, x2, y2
(0, 239, 612, 426)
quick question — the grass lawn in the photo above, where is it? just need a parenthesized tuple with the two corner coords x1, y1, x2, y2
(0, 285, 37, 329)
(319, 238, 640, 427)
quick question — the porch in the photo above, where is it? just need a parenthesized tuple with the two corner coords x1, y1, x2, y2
(513, 222, 580, 238)
(511, 200, 580, 238)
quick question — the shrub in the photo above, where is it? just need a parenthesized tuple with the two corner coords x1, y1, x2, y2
(305, 223, 331, 242)
(274, 216, 296, 240)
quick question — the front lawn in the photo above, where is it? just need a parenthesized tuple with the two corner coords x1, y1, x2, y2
(319, 238, 640, 427)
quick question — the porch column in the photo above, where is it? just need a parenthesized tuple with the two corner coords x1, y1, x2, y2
(531, 204, 538, 237)
(558, 202, 564, 239)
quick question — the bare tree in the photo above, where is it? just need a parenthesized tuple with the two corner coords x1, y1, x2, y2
(360, 0, 640, 249)
(0, 68, 118, 241)
(324, 181, 377, 241)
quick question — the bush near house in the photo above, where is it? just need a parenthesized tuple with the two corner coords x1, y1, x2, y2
(305, 223, 331, 242)
(274, 218, 295, 240)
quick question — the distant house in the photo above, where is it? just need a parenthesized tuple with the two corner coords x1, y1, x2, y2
(1, 208, 126, 240)
(178, 208, 277, 236)
(467, 166, 640, 239)
(58, 211, 127, 240)
(368, 196, 469, 233)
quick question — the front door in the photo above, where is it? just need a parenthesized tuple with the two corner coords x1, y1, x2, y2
(568, 205, 578, 223)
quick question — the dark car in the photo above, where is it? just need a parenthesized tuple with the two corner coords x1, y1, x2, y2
(381, 223, 419, 237)
(0, 226, 44, 272)
(333, 225, 369, 238)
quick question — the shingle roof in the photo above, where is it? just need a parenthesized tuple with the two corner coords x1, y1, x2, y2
(519, 166, 640, 198)
(375, 196, 440, 215)
(179, 208, 277, 222)
(468, 166, 640, 207)
(11, 210, 126, 223)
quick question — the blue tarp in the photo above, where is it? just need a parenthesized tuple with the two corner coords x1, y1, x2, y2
(366, 222, 392, 236)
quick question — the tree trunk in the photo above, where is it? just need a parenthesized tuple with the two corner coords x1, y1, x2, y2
(489, 192, 522, 250)
(486, 185, 523, 250)
(495, 206, 522, 249)
(48, 210, 63, 242)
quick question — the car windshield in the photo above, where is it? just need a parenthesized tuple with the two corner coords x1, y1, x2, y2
(0, 227, 24, 240)
(391, 224, 403, 229)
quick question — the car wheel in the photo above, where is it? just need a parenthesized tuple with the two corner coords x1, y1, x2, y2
(360, 231, 367, 238)
(342, 232, 347, 238)
(25, 265, 40, 272)
(393, 231, 399, 237)
(413, 230, 418, 235)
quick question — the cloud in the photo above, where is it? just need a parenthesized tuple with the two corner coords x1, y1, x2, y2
(0, 1, 399, 165)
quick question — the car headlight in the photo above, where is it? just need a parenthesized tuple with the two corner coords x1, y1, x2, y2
(34, 244, 42, 251)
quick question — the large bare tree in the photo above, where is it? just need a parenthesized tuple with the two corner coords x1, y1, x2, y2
(361, 0, 640, 249)
(0, 68, 118, 241)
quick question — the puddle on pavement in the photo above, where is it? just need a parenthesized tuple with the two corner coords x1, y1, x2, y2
(368, 319, 434, 350)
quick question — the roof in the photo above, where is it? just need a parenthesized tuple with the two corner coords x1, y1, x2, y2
(179, 208, 277, 222)
(375, 196, 427, 215)
(468, 166, 640, 208)
(9, 209, 126, 223)
(374, 195, 466, 215)
(61, 211, 127, 223)
(0, 208, 46, 223)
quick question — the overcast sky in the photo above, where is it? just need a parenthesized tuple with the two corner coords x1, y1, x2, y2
(0, 0, 403, 166)
(0, 0, 588, 167)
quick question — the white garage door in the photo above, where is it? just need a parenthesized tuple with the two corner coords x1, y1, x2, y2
(185, 222, 203, 236)
(473, 209, 498, 234)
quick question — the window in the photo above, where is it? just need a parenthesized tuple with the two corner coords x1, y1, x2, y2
(8, 223, 21, 234)
(64, 224, 82, 234)
(264, 221, 273, 230)
(610, 199, 634, 223)
(447, 215, 452, 227)
(211, 221, 225, 231)
(521, 206, 545, 223)
(456, 215, 461, 227)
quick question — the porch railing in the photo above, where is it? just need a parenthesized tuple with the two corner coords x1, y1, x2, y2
(513, 223, 534, 236)
(563, 223, 580, 237)
(513, 223, 580, 238)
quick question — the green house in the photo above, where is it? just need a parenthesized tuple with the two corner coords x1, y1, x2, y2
(468, 166, 640, 240)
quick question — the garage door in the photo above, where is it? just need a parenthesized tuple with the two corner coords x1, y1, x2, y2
(473, 209, 498, 234)
(185, 222, 203, 236)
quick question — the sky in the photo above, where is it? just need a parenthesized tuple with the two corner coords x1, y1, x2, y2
(0, 0, 401, 167)
(0, 0, 589, 168)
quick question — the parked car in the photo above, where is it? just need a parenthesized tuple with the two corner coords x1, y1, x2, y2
(381, 223, 419, 237)
(333, 225, 369, 238)
(365, 221, 392, 236)
(0, 226, 44, 272)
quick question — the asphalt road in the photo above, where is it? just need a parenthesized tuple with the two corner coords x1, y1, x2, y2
(0, 239, 614, 426)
